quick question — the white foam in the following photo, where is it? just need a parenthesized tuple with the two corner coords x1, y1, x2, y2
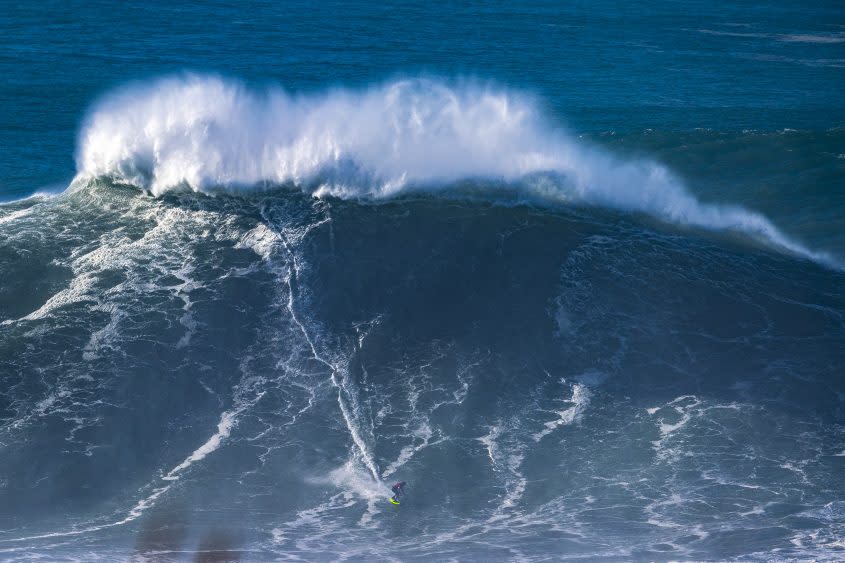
(533, 383, 591, 441)
(1, 273, 97, 326)
(478, 424, 502, 466)
(657, 396, 701, 436)
(235, 223, 279, 260)
(273, 219, 381, 483)
(75, 74, 840, 268)
(476, 423, 528, 514)
(649, 395, 704, 462)
(382, 422, 434, 477)
(0, 192, 54, 224)
(324, 463, 387, 502)
(499, 453, 527, 511)
(0, 206, 36, 225)
(305, 462, 387, 528)
(82, 303, 127, 361)
(739, 504, 767, 517)
(162, 410, 237, 480)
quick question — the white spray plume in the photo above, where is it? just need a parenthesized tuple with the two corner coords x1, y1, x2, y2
(76, 73, 838, 268)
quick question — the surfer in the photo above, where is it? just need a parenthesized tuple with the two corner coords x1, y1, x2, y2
(390, 481, 407, 504)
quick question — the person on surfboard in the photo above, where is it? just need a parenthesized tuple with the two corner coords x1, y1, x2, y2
(390, 481, 407, 504)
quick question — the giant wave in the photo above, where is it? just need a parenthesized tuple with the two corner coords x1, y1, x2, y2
(76, 74, 838, 268)
(2, 77, 844, 559)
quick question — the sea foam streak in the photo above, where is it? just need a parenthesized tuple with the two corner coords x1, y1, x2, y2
(76, 74, 838, 268)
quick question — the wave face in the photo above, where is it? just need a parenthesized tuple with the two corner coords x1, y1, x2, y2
(1, 178, 844, 560)
(76, 75, 838, 268)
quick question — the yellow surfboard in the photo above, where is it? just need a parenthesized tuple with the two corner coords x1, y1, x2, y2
(389, 497, 400, 505)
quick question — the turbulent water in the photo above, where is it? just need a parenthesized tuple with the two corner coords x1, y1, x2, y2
(2, 2, 845, 561)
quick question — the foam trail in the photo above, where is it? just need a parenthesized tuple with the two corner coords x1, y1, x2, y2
(161, 410, 238, 480)
(269, 214, 382, 483)
(532, 383, 590, 441)
(76, 74, 839, 268)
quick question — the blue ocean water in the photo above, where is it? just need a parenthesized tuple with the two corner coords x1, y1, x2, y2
(1, 1, 844, 560)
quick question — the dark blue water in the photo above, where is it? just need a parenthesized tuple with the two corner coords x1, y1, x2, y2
(1, 1, 844, 560)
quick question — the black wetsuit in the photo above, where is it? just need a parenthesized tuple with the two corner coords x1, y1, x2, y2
(391, 481, 407, 500)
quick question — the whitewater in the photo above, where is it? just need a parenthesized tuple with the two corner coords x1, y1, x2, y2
(76, 74, 838, 269)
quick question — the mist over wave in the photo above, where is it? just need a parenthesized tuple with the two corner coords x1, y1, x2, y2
(76, 74, 837, 267)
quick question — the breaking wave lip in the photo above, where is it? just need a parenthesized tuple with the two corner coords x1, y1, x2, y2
(75, 73, 840, 270)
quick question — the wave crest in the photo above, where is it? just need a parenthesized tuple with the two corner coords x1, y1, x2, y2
(75, 74, 838, 268)
(77, 74, 560, 195)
